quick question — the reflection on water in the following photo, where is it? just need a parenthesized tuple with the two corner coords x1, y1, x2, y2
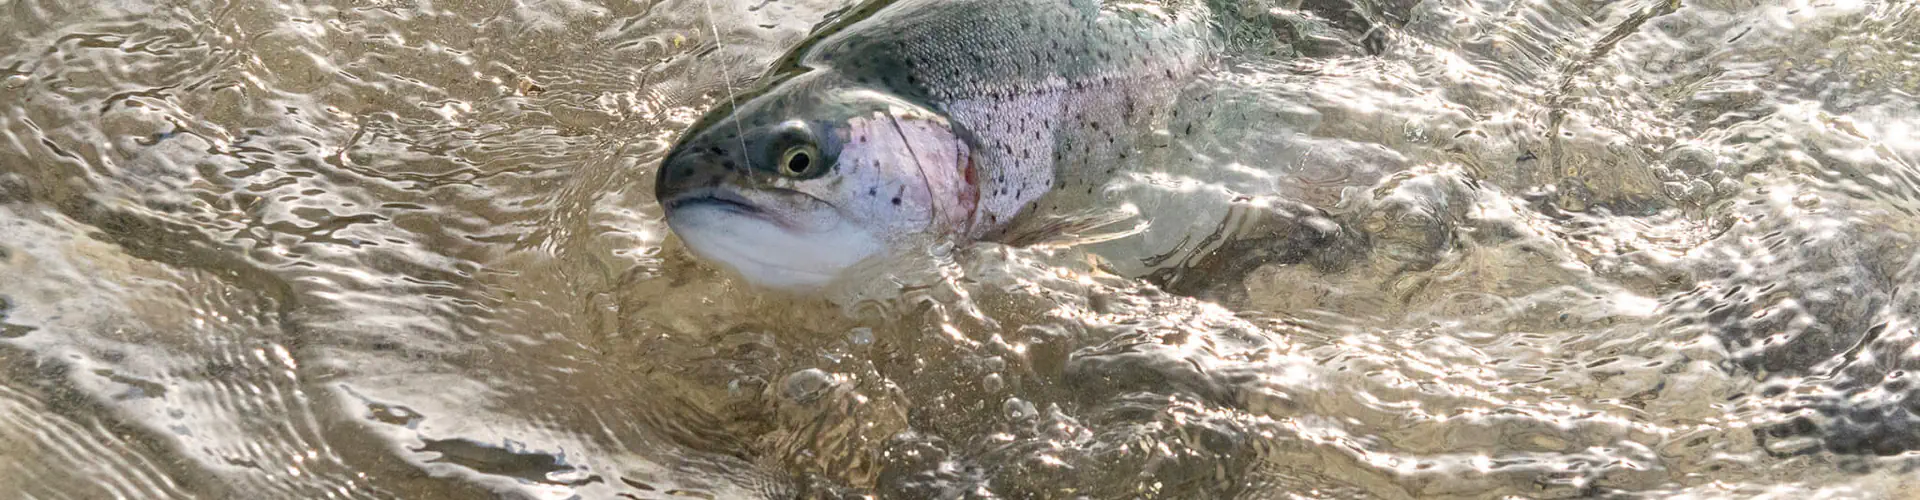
(1, 0, 1917, 498)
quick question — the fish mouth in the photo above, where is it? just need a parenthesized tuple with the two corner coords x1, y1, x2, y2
(663, 186, 844, 229)
(663, 188, 764, 215)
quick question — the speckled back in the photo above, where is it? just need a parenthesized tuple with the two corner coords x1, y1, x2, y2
(804, 0, 1221, 238)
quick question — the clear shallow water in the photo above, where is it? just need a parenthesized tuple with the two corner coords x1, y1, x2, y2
(1, 0, 1917, 498)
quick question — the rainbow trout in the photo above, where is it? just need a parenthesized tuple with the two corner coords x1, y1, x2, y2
(656, 0, 1221, 289)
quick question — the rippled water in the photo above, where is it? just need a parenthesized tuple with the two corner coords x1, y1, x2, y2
(2, 0, 1918, 498)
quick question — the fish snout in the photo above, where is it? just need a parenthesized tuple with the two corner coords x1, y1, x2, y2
(655, 145, 749, 210)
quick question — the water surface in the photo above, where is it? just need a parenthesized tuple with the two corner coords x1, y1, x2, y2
(1, 0, 1918, 498)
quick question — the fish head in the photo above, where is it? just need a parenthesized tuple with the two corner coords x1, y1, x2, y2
(655, 75, 979, 291)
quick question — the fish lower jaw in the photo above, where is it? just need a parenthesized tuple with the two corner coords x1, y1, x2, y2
(665, 207, 886, 291)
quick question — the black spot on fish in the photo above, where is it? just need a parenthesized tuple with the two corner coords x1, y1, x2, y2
(891, 197, 902, 205)
(708, 146, 724, 156)
(869, 187, 877, 196)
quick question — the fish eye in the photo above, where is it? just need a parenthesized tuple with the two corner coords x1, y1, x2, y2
(779, 144, 819, 177)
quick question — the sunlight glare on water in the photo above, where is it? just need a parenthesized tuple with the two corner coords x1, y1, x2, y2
(1, 0, 1919, 498)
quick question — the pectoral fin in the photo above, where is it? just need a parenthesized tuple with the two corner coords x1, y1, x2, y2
(993, 205, 1149, 249)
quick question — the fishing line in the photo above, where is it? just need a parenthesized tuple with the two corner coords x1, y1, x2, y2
(701, 0, 751, 166)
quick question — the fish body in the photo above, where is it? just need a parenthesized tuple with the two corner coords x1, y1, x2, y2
(655, 0, 1221, 290)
